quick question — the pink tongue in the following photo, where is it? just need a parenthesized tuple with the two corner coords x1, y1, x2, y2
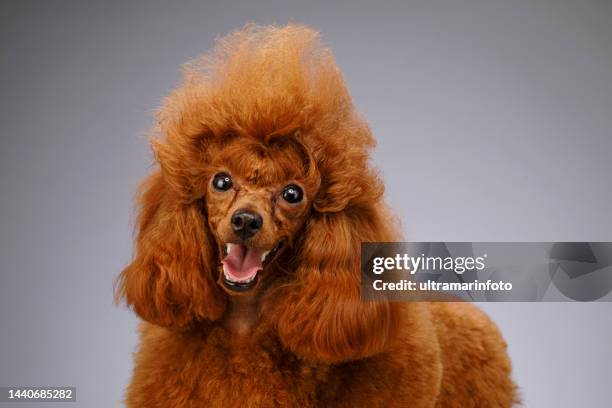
(221, 244, 264, 281)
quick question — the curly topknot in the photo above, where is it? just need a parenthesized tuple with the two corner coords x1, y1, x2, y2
(169, 24, 365, 140)
(155, 24, 381, 211)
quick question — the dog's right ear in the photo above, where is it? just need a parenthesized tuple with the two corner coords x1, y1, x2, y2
(115, 169, 226, 328)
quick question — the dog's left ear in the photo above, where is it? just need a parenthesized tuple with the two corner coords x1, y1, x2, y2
(267, 169, 402, 364)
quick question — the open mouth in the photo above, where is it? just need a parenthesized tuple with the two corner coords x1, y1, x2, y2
(220, 241, 283, 292)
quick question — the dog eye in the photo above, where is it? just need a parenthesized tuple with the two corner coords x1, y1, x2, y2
(282, 184, 303, 204)
(212, 173, 233, 191)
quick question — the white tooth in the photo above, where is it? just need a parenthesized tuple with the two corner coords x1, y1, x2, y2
(226, 243, 231, 254)
(261, 250, 270, 262)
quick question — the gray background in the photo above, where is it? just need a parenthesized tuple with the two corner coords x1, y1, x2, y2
(1, 0, 611, 406)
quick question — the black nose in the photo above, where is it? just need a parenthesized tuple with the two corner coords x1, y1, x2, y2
(231, 209, 263, 239)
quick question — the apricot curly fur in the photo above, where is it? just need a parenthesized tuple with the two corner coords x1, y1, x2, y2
(116, 24, 519, 407)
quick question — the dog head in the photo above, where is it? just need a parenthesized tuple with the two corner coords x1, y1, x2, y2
(116, 24, 401, 363)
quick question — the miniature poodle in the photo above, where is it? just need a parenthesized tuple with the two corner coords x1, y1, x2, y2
(117, 24, 518, 407)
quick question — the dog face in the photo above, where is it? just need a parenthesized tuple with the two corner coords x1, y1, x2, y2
(204, 137, 312, 294)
